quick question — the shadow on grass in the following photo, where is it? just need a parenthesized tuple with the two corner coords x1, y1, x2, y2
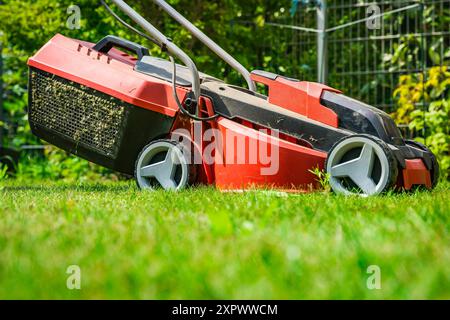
(2, 180, 447, 196)
(1, 183, 134, 193)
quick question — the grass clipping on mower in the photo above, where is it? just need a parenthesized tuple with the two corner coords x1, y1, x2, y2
(29, 70, 127, 157)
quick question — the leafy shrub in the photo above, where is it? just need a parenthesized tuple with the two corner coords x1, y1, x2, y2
(15, 146, 121, 183)
(392, 66, 450, 179)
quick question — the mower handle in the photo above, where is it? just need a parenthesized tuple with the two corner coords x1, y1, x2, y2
(93, 35, 150, 60)
(109, 0, 257, 113)
(152, 0, 256, 92)
(110, 0, 202, 112)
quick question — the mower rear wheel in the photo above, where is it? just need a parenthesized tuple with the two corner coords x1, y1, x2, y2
(325, 134, 398, 196)
(135, 140, 194, 191)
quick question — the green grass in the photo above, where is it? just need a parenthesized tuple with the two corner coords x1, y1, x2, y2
(0, 180, 449, 299)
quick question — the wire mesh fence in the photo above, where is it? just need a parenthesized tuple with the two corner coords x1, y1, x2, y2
(328, 0, 449, 114)
(238, 0, 449, 119)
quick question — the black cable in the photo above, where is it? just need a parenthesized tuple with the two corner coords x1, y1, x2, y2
(169, 56, 218, 122)
(100, 0, 215, 121)
(100, 0, 163, 50)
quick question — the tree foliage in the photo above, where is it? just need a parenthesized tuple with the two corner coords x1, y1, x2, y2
(393, 66, 450, 179)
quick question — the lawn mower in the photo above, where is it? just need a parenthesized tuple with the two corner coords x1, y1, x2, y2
(27, 0, 439, 195)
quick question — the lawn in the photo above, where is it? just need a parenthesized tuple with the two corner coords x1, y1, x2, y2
(0, 180, 449, 299)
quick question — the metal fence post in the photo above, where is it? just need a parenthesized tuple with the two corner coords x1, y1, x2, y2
(420, 1, 427, 139)
(317, 0, 328, 84)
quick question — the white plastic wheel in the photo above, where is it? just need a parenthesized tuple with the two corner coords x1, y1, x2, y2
(135, 140, 191, 191)
(326, 135, 397, 196)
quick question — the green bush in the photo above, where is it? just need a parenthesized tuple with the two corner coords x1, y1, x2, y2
(15, 146, 120, 183)
(393, 66, 450, 179)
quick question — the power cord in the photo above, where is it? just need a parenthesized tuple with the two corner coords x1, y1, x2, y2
(169, 56, 218, 121)
(100, 0, 163, 50)
(100, 0, 217, 121)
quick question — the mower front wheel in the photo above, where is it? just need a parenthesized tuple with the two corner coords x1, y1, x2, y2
(325, 134, 398, 196)
(135, 140, 195, 191)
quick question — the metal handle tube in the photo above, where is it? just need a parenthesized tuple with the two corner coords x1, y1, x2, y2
(153, 0, 256, 92)
(111, 0, 201, 104)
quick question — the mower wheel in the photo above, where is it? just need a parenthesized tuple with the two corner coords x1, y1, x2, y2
(404, 139, 440, 189)
(135, 140, 195, 191)
(325, 134, 398, 196)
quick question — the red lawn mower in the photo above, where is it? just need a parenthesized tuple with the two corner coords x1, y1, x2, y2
(27, 0, 438, 195)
